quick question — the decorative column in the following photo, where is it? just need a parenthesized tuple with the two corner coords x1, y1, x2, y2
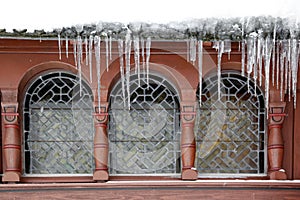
(93, 103, 109, 181)
(181, 103, 198, 180)
(1, 103, 21, 182)
(268, 102, 287, 180)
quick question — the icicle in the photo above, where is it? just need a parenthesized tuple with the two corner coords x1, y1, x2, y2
(264, 37, 272, 118)
(189, 37, 197, 64)
(198, 40, 203, 106)
(57, 31, 62, 60)
(65, 36, 69, 58)
(85, 36, 88, 66)
(280, 41, 285, 101)
(94, 35, 101, 113)
(146, 37, 151, 87)
(109, 34, 112, 61)
(77, 35, 83, 96)
(219, 41, 224, 100)
(241, 18, 245, 76)
(105, 35, 109, 71)
(293, 39, 300, 107)
(213, 41, 224, 100)
(272, 22, 277, 86)
(246, 35, 257, 92)
(276, 41, 280, 89)
(253, 36, 257, 95)
(253, 37, 259, 96)
(133, 36, 140, 85)
(257, 34, 263, 86)
(73, 39, 77, 67)
(288, 39, 292, 102)
(125, 29, 132, 109)
(283, 40, 289, 99)
(141, 38, 145, 69)
(118, 39, 126, 106)
(88, 35, 93, 83)
(241, 39, 246, 77)
(224, 39, 231, 60)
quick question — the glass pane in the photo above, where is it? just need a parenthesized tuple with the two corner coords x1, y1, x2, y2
(195, 71, 266, 176)
(23, 71, 94, 175)
(109, 73, 180, 175)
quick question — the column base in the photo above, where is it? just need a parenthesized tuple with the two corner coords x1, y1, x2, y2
(182, 168, 198, 180)
(2, 171, 20, 183)
(269, 170, 287, 180)
(93, 170, 109, 181)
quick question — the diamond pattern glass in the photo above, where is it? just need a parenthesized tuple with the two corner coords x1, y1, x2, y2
(195, 71, 266, 176)
(23, 71, 94, 175)
(109, 73, 180, 175)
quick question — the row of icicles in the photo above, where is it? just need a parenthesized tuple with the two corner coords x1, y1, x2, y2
(57, 29, 151, 111)
(57, 30, 300, 113)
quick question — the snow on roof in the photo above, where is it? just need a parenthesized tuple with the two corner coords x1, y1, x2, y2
(0, 16, 298, 41)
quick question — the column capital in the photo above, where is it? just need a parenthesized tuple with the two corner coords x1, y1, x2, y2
(1, 102, 19, 124)
(180, 101, 197, 123)
(268, 102, 286, 125)
(93, 102, 109, 124)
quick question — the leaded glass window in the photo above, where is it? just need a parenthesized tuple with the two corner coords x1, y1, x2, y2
(23, 71, 94, 175)
(109, 73, 181, 175)
(195, 71, 266, 176)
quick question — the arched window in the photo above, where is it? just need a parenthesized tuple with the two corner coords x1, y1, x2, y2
(195, 71, 266, 177)
(109, 73, 180, 175)
(23, 71, 94, 175)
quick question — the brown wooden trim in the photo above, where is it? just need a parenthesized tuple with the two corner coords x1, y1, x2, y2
(20, 176, 95, 183)
(1, 180, 300, 190)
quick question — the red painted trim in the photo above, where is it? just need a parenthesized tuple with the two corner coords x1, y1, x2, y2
(95, 167, 108, 171)
(181, 112, 196, 115)
(93, 113, 109, 116)
(94, 143, 108, 148)
(182, 123, 194, 127)
(5, 168, 21, 172)
(268, 124, 282, 129)
(181, 144, 196, 148)
(268, 144, 284, 150)
(3, 144, 21, 149)
(182, 166, 194, 170)
(4, 124, 20, 129)
(269, 167, 281, 172)
(95, 123, 107, 128)
(1, 113, 19, 116)
(269, 113, 287, 117)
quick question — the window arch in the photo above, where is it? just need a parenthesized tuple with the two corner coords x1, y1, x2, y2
(23, 71, 94, 175)
(195, 71, 266, 177)
(109, 72, 181, 175)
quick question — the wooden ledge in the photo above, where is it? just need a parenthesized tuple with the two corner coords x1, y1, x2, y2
(1, 180, 300, 190)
